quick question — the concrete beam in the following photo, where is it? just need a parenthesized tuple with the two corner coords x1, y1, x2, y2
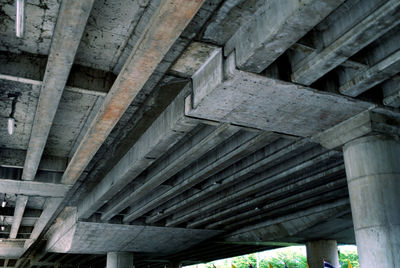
(12, 0, 95, 245)
(0, 179, 69, 197)
(101, 124, 240, 222)
(29, 198, 63, 241)
(227, 198, 349, 237)
(382, 75, 400, 108)
(188, 164, 345, 229)
(223, 187, 348, 232)
(166, 149, 338, 227)
(183, 49, 372, 137)
(224, 0, 344, 73)
(0, 149, 66, 172)
(147, 138, 304, 224)
(77, 89, 200, 219)
(22, 0, 95, 181)
(125, 131, 278, 223)
(9, 196, 28, 239)
(292, 0, 400, 85)
(61, 0, 205, 186)
(339, 28, 400, 97)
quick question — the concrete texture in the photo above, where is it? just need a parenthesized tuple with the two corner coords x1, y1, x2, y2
(344, 135, 400, 268)
(184, 51, 372, 137)
(306, 240, 339, 268)
(225, 0, 344, 73)
(61, 0, 204, 186)
(1, 0, 400, 266)
(46, 208, 221, 255)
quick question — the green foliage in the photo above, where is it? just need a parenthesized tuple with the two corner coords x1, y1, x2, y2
(199, 246, 359, 268)
(338, 248, 359, 268)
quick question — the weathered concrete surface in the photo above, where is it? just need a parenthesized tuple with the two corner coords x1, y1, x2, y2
(102, 124, 240, 222)
(184, 50, 373, 137)
(77, 89, 199, 219)
(225, 0, 344, 73)
(225, 200, 349, 242)
(0, 0, 60, 55)
(339, 27, 400, 97)
(292, 0, 400, 85)
(344, 135, 400, 268)
(0, 81, 40, 150)
(0, 240, 25, 259)
(0, 148, 66, 172)
(22, 0, 95, 181)
(0, 179, 69, 197)
(306, 240, 340, 268)
(61, 0, 205, 186)
(382, 75, 400, 108)
(46, 208, 221, 255)
(317, 110, 400, 150)
(75, 0, 153, 72)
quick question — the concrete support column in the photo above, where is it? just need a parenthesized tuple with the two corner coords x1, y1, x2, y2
(106, 252, 133, 268)
(343, 135, 400, 268)
(306, 240, 339, 268)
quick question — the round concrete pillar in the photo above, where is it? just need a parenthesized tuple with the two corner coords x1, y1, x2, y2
(343, 135, 400, 268)
(306, 240, 339, 268)
(106, 252, 133, 268)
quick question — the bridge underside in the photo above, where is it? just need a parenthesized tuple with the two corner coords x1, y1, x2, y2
(0, 0, 399, 267)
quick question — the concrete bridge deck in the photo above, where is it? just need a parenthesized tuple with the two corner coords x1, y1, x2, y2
(0, 0, 399, 267)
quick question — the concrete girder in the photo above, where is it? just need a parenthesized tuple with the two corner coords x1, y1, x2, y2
(12, 0, 95, 245)
(291, 0, 400, 85)
(224, 0, 344, 73)
(188, 164, 345, 229)
(125, 131, 278, 224)
(222, 187, 348, 232)
(77, 88, 200, 219)
(181, 47, 372, 137)
(22, 0, 96, 182)
(101, 123, 241, 222)
(0, 179, 69, 198)
(61, 0, 205, 186)
(382, 75, 400, 108)
(165, 146, 337, 227)
(226, 198, 349, 239)
(147, 138, 308, 225)
(0, 149, 67, 173)
(29, 198, 63, 241)
(339, 28, 400, 97)
(9, 196, 28, 239)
